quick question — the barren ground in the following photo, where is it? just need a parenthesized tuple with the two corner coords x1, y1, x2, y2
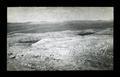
(7, 28, 113, 71)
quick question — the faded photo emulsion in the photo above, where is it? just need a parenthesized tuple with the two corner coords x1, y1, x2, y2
(7, 7, 113, 71)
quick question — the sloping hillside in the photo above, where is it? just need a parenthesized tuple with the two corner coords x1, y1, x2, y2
(7, 29, 113, 71)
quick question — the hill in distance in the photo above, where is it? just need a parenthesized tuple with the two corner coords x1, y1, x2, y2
(7, 20, 113, 34)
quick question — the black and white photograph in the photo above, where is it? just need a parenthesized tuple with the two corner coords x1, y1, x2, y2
(7, 7, 113, 71)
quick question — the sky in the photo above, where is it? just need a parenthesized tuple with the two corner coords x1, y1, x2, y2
(7, 7, 113, 23)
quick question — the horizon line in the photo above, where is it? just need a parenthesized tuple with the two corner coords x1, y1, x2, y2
(7, 19, 113, 23)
